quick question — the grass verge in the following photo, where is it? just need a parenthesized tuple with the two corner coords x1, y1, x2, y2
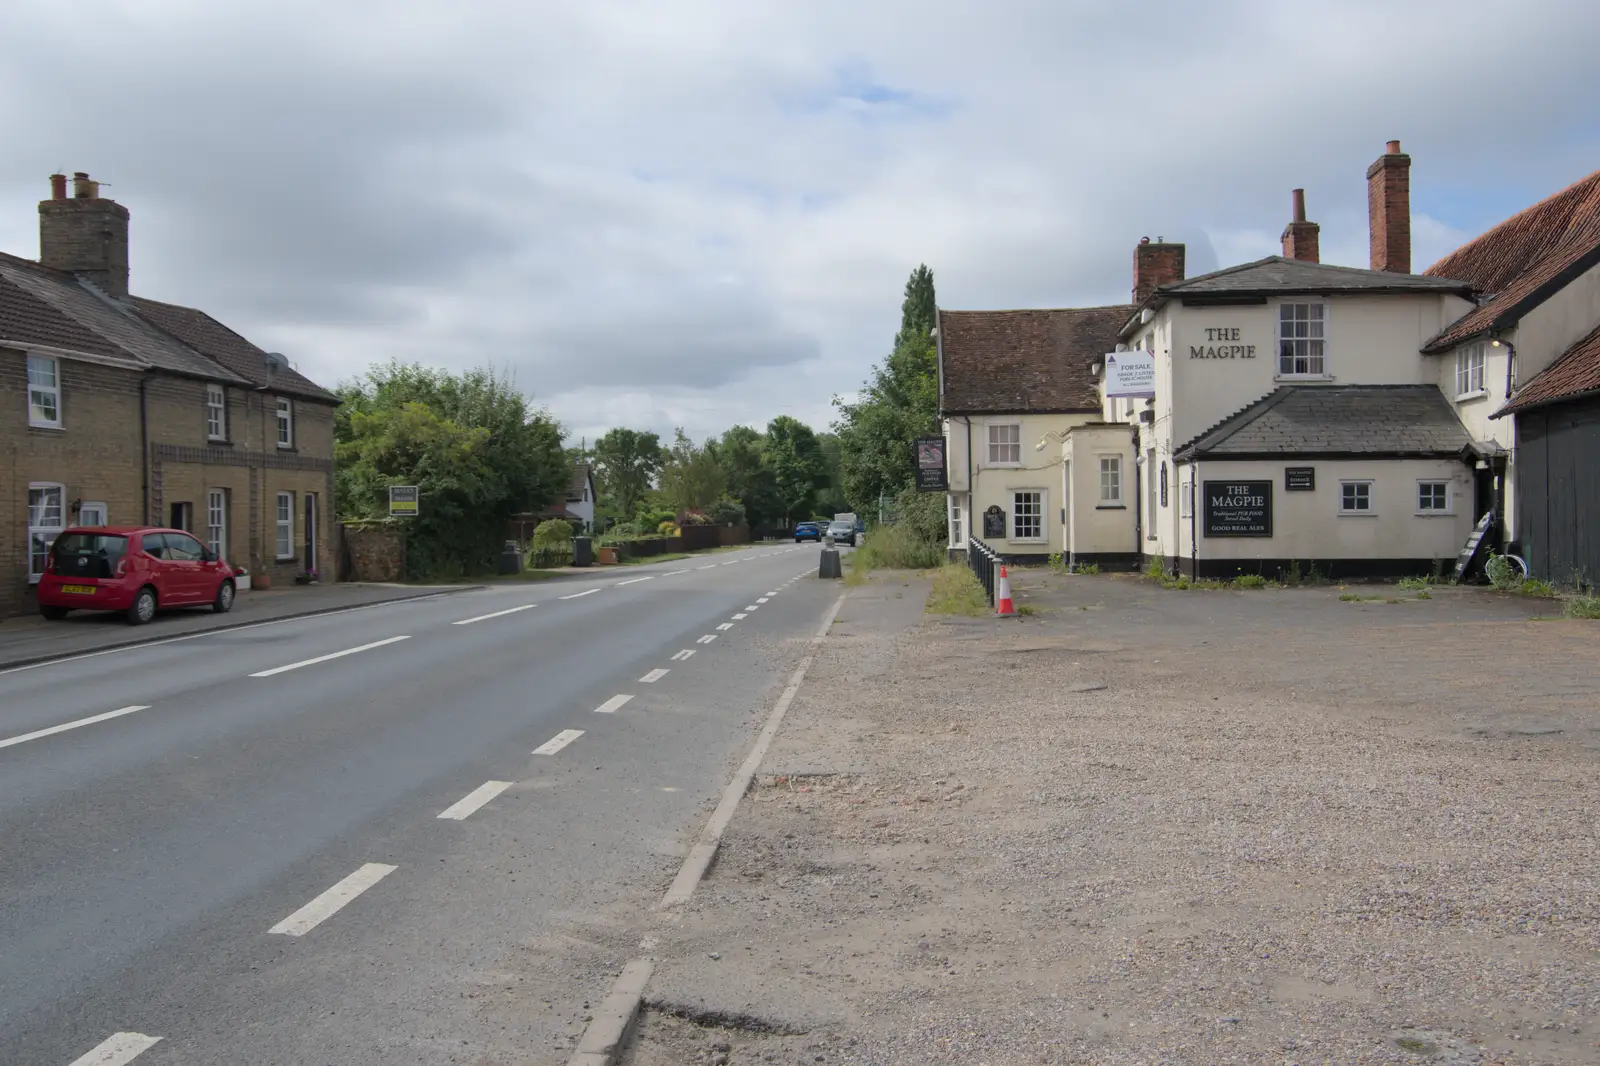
(926, 563, 990, 617)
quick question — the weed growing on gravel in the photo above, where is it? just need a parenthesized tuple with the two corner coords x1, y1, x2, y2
(1339, 592, 1383, 602)
(1016, 603, 1039, 616)
(1231, 574, 1270, 589)
(1074, 562, 1101, 575)
(925, 563, 990, 617)
(1397, 576, 1432, 591)
(1565, 596, 1600, 619)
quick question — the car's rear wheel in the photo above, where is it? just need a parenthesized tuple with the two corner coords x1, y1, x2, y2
(213, 580, 235, 614)
(40, 605, 69, 621)
(127, 586, 157, 626)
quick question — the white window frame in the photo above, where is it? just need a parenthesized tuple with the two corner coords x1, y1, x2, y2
(206, 384, 228, 440)
(28, 482, 66, 582)
(1098, 455, 1122, 504)
(275, 491, 295, 559)
(1454, 343, 1486, 399)
(28, 355, 62, 428)
(986, 422, 1021, 466)
(1416, 480, 1452, 516)
(1339, 480, 1374, 515)
(207, 489, 228, 558)
(948, 495, 964, 548)
(1277, 302, 1328, 377)
(1179, 472, 1193, 518)
(276, 397, 294, 449)
(1010, 489, 1046, 543)
(79, 501, 108, 526)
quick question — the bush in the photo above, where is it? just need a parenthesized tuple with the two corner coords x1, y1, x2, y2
(850, 522, 945, 573)
(925, 563, 990, 616)
(705, 497, 747, 527)
(678, 511, 713, 526)
(636, 507, 676, 531)
(531, 519, 574, 547)
(658, 520, 680, 536)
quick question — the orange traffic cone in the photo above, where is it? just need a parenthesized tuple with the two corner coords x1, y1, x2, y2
(995, 565, 1016, 616)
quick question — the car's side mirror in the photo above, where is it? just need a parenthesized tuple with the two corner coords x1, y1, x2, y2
(201, 548, 216, 562)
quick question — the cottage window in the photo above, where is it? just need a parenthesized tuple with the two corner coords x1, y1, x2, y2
(1455, 344, 1486, 398)
(276, 492, 295, 559)
(28, 355, 61, 428)
(1011, 490, 1044, 541)
(949, 497, 964, 547)
(28, 483, 66, 582)
(1179, 473, 1193, 518)
(1099, 456, 1122, 504)
(1417, 481, 1450, 514)
(276, 397, 294, 448)
(1278, 303, 1326, 376)
(987, 423, 1021, 465)
(1340, 481, 1373, 514)
(208, 489, 228, 559)
(206, 384, 227, 440)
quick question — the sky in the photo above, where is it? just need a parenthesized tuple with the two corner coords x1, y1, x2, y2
(3, 0, 1598, 447)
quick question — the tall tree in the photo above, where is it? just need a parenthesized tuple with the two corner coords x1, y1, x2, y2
(719, 425, 780, 530)
(659, 428, 727, 513)
(763, 415, 828, 525)
(833, 265, 941, 511)
(592, 428, 664, 518)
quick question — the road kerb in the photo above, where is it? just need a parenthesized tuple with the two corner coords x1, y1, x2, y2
(563, 590, 848, 1066)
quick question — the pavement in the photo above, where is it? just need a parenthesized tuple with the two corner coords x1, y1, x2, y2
(0, 543, 842, 1066)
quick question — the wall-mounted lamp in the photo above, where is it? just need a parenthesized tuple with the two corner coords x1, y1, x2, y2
(1491, 336, 1517, 397)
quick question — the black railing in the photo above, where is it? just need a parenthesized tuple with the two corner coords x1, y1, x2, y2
(967, 536, 1000, 607)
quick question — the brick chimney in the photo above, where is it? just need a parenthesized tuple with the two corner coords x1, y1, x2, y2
(39, 171, 130, 299)
(1132, 237, 1185, 304)
(1280, 188, 1320, 263)
(1367, 140, 1411, 274)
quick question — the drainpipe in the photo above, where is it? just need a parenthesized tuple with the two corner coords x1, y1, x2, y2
(139, 372, 151, 524)
(1131, 426, 1142, 559)
(1190, 461, 1199, 580)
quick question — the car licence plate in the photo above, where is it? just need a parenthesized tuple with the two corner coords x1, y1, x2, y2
(61, 584, 96, 595)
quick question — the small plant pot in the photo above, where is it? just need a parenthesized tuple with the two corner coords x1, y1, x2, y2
(254, 572, 272, 590)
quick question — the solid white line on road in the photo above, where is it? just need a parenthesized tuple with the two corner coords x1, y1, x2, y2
(67, 1033, 163, 1066)
(615, 576, 654, 586)
(269, 863, 397, 936)
(437, 780, 512, 820)
(0, 705, 150, 752)
(560, 588, 601, 600)
(248, 636, 410, 678)
(452, 604, 536, 625)
(533, 728, 585, 755)
(670, 649, 696, 661)
(697, 565, 718, 571)
(639, 668, 669, 683)
(731, 613, 747, 620)
(716, 622, 734, 631)
(593, 694, 634, 714)
(696, 634, 718, 644)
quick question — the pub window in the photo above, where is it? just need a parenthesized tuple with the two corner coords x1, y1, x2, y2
(1278, 302, 1326, 376)
(1159, 462, 1168, 508)
(1179, 474, 1193, 518)
(1455, 344, 1485, 397)
(1099, 456, 1122, 503)
(1340, 480, 1373, 514)
(987, 423, 1021, 465)
(1011, 490, 1044, 541)
(1417, 481, 1450, 513)
(949, 497, 964, 547)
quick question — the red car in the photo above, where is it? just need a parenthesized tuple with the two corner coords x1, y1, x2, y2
(37, 526, 237, 625)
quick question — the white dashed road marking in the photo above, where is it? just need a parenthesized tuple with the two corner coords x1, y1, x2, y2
(249, 636, 410, 678)
(560, 588, 601, 600)
(452, 604, 536, 625)
(615, 576, 653, 586)
(437, 780, 512, 820)
(716, 622, 734, 631)
(665, 569, 690, 575)
(697, 565, 718, 571)
(745, 605, 760, 611)
(533, 728, 585, 755)
(269, 863, 397, 937)
(67, 1032, 162, 1066)
(0, 705, 150, 752)
(731, 613, 747, 620)
(593, 694, 634, 714)
(757, 597, 770, 602)
(697, 634, 719, 644)
(671, 649, 696, 661)
(639, 668, 669, 683)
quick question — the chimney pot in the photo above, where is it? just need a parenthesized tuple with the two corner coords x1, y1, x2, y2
(1282, 189, 1320, 263)
(1291, 188, 1306, 222)
(1367, 140, 1412, 273)
(72, 172, 95, 199)
(49, 174, 67, 200)
(1387, 139, 1402, 154)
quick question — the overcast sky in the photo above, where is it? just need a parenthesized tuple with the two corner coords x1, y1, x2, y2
(3, 0, 1598, 445)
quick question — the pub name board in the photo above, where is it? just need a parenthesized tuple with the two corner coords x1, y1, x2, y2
(1190, 327, 1257, 360)
(1203, 480, 1272, 537)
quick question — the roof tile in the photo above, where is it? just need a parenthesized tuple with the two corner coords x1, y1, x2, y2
(1497, 322, 1600, 415)
(131, 297, 336, 401)
(938, 305, 1132, 414)
(1178, 384, 1475, 458)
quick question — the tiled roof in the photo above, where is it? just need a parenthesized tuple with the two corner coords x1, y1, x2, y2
(0, 273, 127, 359)
(1177, 384, 1476, 459)
(938, 304, 1133, 414)
(132, 297, 337, 402)
(1496, 321, 1600, 415)
(1422, 168, 1600, 353)
(1154, 256, 1472, 300)
(0, 252, 248, 382)
(567, 462, 592, 501)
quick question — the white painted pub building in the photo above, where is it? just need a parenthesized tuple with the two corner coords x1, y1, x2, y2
(939, 141, 1600, 581)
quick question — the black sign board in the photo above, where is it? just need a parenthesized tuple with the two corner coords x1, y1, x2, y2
(914, 437, 948, 492)
(982, 505, 1006, 539)
(1285, 467, 1315, 492)
(1203, 480, 1272, 537)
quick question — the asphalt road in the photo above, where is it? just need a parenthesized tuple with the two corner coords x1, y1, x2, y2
(0, 544, 844, 1065)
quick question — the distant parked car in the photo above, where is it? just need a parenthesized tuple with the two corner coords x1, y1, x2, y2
(35, 526, 237, 625)
(825, 520, 857, 547)
(794, 522, 822, 542)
